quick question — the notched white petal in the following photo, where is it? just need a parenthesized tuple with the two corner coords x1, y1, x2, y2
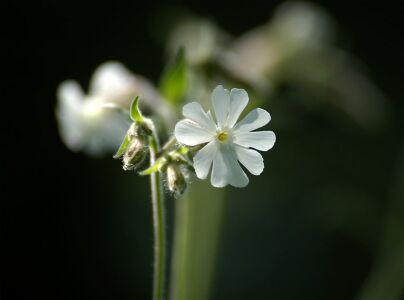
(174, 119, 214, 146)
(233, 131, 276, 151)
(212, 85, 230, 127)
(227, 88, 249, 128)
(182, 102, 216, 133)
(193, 141, 217, 179)
(233, 108, 271, 133)
(235, 146, 264, 175)
(211, 146, 249, 188)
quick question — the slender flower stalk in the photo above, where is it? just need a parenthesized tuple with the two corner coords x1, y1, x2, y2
(116, 97, 167, 300)
(149, 127, 166, 300)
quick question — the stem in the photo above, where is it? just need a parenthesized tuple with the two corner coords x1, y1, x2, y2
(170, 180, 225, 300)
(149, 129, 166, 300)
(158, 136, 177, 156)
(170, 192, 190, 300)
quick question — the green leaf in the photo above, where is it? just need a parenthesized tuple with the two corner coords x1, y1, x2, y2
(159, 48, 187, 105)
(130, 96, 144, 122)
(113, 133, 130, 159)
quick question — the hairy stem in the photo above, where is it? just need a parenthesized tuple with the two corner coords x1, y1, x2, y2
(149, 130, 166, 300)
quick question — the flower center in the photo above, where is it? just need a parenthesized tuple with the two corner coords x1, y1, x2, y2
(216, 131, 229, 142)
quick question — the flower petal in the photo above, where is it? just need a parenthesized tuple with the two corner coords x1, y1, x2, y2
(57, 80, 84, 108)
(235, 146, 264, 175)
(89, 62, 136, 99)
(233, 108, 271, 133)
(210, 145, 249, 188)
(227, 88, 249, 128)
(212, 85, 230, 127)
(56, 81, 85, 152)
(183, 102, 216, 133)
(193, 140, 218, 179)
(233, 131, 276, 151)
(174, 119, 214, 146)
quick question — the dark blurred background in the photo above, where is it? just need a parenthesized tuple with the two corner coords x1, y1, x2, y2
(3, 1, 404, 299)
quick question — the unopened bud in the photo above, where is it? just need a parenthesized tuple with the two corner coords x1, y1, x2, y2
(137, 119, 153, 136)
(123, 136, 147, 170)
(166, 164, 187, 197)
(127, 121, 152, 140)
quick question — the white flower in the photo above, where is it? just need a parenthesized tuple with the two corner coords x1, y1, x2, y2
(167, 18, 222, 65)
(56, 62, 136, 156)
(56, 61, 174, 156)
(175, 85, 276, 188)
(56, 80, 131, 157)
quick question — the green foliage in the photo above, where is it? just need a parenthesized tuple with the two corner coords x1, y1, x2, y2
(160, 48, 187, 105)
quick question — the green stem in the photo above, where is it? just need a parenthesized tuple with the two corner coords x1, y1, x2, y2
(170, 192, 190, 299)
(170, 180, 225, 300)
(158, 136, 177, 155)
(149, 130, 166, 300)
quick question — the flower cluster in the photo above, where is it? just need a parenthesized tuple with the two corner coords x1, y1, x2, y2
(57, 74, 276, 191)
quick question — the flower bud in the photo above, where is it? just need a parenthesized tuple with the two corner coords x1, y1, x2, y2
(122, 136, 147, 170)
(166, 164, 187, 197)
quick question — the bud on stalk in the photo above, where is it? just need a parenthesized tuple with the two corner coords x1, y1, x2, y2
(122, 136, 147, 170)
(166, 164, 187, 197)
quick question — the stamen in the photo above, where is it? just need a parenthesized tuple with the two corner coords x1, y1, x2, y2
(217, 131, 229, 142)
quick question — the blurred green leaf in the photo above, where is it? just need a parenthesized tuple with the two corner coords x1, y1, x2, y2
(159, 48, 187, 105)
(113, 133, 130, 159)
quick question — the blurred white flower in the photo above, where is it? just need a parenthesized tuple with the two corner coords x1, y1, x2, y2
(56, 61, 172, 156)
(219, 1, 334, 89)
(175, 85, 276, 188)
(88, 62, 170, 112)
(56, 79, 130, 156)
(167, 18, 224, 65)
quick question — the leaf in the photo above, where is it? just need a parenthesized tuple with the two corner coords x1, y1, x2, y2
(159, 48, 187, 105)
(130, 96, 144, 122)
(113, 133, 130, 159)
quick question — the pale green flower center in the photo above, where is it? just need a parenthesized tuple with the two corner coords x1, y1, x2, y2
(216, 131, 229, 142)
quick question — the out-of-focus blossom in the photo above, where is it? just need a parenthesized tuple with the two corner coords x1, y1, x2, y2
(219, 1, 390, 129)
(175, 85, 275, 188)
(219, 1, 334, 90)
(269, 1, 334, 51)
(56, 62, 172, 156)
(89, 62, 170, 113)
(56, 79, 130, 156)
(167, 18, 225, 65)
